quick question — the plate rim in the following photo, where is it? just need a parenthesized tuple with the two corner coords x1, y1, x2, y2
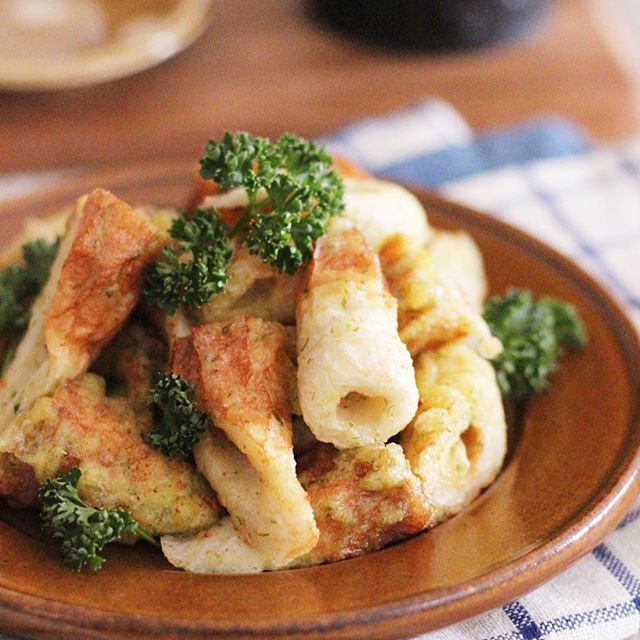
(0, 160, 639, 639)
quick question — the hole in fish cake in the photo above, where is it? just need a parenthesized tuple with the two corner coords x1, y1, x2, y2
(461, 425, 482, 465)
(337, 392, 388, 426)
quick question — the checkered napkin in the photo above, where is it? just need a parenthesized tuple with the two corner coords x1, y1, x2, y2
(0, 101, 639, 640)
(323, 100, 640, 640)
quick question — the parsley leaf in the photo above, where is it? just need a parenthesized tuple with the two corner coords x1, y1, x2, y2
(0, 239, 59, 372)
(144, 132, 343, 314)
(143, 208, 232, 315)
(200, 132, 344, 274)
(38, 467, 158, 572)
(147, 372, 210, 458)
(483, 289, 587, 401)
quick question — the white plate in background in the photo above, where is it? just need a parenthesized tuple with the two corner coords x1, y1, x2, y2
(0, 0, 214, 91)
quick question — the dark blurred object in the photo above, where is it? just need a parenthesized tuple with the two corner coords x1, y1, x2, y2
(310, 0, 552, 51)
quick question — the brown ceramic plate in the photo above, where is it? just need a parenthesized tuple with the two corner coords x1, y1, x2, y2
(0, 160, 639, 640)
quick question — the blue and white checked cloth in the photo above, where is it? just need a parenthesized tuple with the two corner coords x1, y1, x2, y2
(324, 100, 640, 640)
(0, 100, 639, 640)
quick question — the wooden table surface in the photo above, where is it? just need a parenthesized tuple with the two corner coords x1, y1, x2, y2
(1, 0, 639, 173)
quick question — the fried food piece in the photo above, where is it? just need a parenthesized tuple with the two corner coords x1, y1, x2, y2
(331, 156, 371, 180)
(168, 316, 318, 569)
(161, 516, 266, 575)
(194, 243, 303, 326)
(297, 227, 418, 449)
(135, 204, 180, 235)
(144, 307, 192, 358)
(340, 177, 432, 250)
(199, 184, 267, 227)
(379, 233, 500, 359)
(93, 320, 167, 420)
(424, 231, 488, 313)
(292, 443, 430, 566)
(163, 441, 429, 573)
(0, 374, 219, 535)
(401, 342, 507, 525)
(0, 189, 163, 429)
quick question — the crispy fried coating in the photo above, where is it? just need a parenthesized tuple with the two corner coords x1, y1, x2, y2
(0, 374, 220, 535)
(379, 233, 500, 359)
(297, 227, 418, 449)
(45, 190, 164, 367)
(292, 443, 431, 566)
(0, 189, 163, 429)
(168, 316, 318, 569)
(401, 341, 507, 525)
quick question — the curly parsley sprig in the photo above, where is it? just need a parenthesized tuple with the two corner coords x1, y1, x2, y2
(147, 372, 210, 458)
(143, 208, 232, 315)
(1, 238, 59, 371)
(200, 132, 345, 274)
(483, 288, 587, 401)
(38, 467, 158, 572)
(143, 132, 344, 314)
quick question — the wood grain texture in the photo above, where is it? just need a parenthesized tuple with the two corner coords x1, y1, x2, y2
(0, 0, 638, 172)
(0, 161, 639, 639)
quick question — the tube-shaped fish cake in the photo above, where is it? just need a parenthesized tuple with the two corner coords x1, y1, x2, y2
(0, 189, 163, 430)
(296, 228, 419, 449)
(401, 341, 507, 525)
(169, 317, 318, 569)
(340, 177, 433, 250)
(163, 425, 313, 574)
(162, 515, 267, 575)
(0, 375, 220, 534)
(379, 233, 501, 359)
(424, 231, 488, 313)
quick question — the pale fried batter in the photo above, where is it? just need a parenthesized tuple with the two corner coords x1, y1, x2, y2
(292, 442, 431, 566)
(424, 231, 488, 314)
(195, 243, 302, 326)
(379, 233, 500, 359)
(0, 374, 220, 535)
(402, 341, 507, 525)
(94, 321, 167, 421)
